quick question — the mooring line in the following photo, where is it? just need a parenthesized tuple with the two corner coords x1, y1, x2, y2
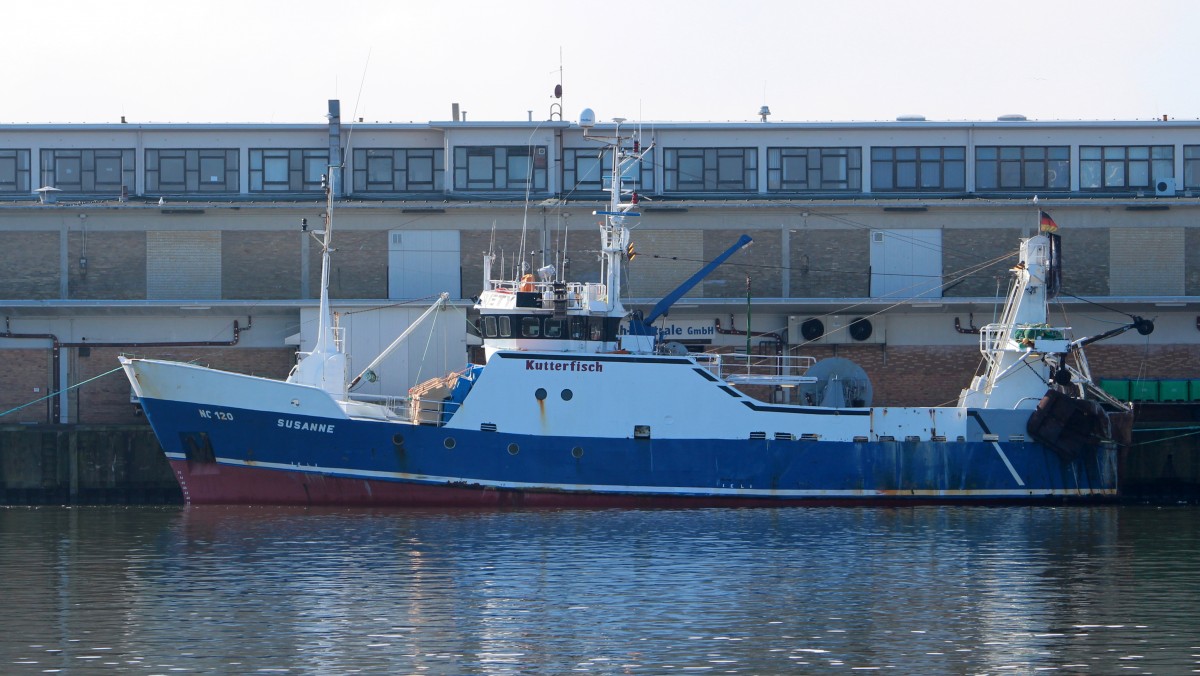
(1131, 427, 1200, 446)
(0, 365, 126, 419)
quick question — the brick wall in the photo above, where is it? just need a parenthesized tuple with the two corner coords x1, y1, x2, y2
(790, 229, 870, 298)
(0, 349, 54, 424)
(223, 231, 301, 299)
(1060, 228, 1110, 296)
(67, 231, 148, 300)
(706, 228, 782, 298)
(626, 230, 703, 298)
(307, 230, 388, 299)
(1085, 344, 1200, 380)
(943, 228, 1112, 297)
(0, 232, 60, 300)
(787, 344, 981, 408)
(942, 228, 1020, 297)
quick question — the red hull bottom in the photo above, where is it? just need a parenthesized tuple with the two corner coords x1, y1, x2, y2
(170, 461, 1110, 508)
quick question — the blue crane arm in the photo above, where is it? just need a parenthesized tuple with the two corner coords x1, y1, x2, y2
(629, 234, 752, 335)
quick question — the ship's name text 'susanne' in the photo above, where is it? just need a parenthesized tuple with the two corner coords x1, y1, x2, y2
(277, 418, 336, 434)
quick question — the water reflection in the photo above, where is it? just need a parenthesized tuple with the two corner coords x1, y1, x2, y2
(1, 506, 1199, 673)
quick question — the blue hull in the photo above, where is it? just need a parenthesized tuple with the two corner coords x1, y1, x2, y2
(141, 395, 1118, 506)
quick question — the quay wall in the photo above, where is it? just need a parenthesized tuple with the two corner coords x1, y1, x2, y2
(0, 426, 180, 505)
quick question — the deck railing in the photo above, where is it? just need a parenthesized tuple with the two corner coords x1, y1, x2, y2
(694, 352, 818, 387)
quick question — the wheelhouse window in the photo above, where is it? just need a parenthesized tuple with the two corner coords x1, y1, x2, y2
(520, 316, 541, 338)
(870, 146, 965, 192)
(767, 147, 861, 191)
(0, 149, 31, 193)
(664, 148, 757, 193)
(40, 148, 135, 195)
(249, 148, 329, 192)
(145, 149, 239, 193)
(352, 148, 444, 193)
(975, 146, 1069, 191)
(563, 146, 655, 194)
(453, 146, 547, 191)
(1079, 145, 1173, 191)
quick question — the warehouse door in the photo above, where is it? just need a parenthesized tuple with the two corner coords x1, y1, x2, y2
(388, 230, 460, 299)
(869, 229, 942, 299)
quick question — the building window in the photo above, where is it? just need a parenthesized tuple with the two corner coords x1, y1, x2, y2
(1185, 146, 1200, 190)
(40, 149, 135, 194)
(1079, 145, 1173, 191)
(145, 149, 239, 193)
(767, 147, 861, 191)
(351, 148, 444, 193)
(452, 146, 547, 191)
(563, 147, 655, 194)
(664, 148, 757, 192)
(870, 147, 965, 192)
(975, 146, 1069, 191)
(0, 149, 31, 193)
(249, 149, 330, 192)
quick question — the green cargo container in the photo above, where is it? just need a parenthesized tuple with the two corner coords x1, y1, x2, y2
(1160, 380, 1189, 402)
(1100, 379, 1130, 401)
(1191, 380, 1200, 402)
(1130, 380, 1159, 402)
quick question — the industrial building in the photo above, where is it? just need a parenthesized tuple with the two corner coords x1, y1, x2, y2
(2, 101, 1198, 425)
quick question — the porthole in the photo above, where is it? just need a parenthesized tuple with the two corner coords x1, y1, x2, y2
(508, 443, 520, 455)
(571, 446, 584, 459)
(561, 389, 573, 401)
(444, 437, 456, 450)
(392, 434, 405, 446)
(535, 388, 548, 400)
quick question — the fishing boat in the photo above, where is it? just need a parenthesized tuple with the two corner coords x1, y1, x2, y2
(120, 113, 1152, 506)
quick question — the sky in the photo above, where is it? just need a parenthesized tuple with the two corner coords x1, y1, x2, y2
(4, 0, 1199, 125)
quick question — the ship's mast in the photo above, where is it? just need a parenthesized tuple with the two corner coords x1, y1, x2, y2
(287, 166, 346, 396)
(585, 116, 649, 314)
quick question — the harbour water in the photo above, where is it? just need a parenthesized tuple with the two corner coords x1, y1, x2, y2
(1, 505, 1198, 674)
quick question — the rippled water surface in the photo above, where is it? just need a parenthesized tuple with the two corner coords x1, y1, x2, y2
(1, 505, 1199, 673)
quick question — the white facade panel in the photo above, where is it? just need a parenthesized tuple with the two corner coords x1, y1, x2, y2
(870, 229, 942, 299)
(389, 230, 461, 299)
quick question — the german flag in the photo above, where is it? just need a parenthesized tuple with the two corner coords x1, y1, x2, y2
(1039, 210, 1059, 233)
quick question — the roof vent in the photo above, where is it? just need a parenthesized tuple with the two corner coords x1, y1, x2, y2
(36, 186, 62, 204)
(997, 114, 1028, 121)
(896, 114, 926, 122)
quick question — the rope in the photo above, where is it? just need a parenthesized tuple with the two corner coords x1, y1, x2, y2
(0, 365, 125, 419)
(1131, 427, 1200, 446)
(412, 302, 442, 387)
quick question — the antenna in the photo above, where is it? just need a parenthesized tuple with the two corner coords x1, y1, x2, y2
(579, 108, 596, 130)
(550, 47, 564, 121)
(342, 48, 372, 174)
